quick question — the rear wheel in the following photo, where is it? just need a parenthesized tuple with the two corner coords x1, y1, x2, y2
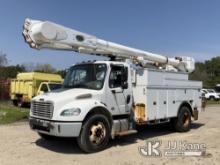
(77, 114, 111, 153)
(171, 106, 191, 132)
(209, 96, 215, 101)
(17, 99, 24, 107)
(12, 100, 18, 106)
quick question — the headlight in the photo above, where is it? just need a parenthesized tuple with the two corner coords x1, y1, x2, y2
(60, 108, 81, 116)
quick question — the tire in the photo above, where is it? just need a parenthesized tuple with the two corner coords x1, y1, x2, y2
(77, 114, 111, 153)
(12, 100, 18, 106)
(171, 106, 191, 132)
(17, 100, 24, 108)
(38, 133, 56, 140)
(209, 96, 215, 101)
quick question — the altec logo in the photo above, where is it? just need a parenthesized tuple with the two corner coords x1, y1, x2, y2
(139, 140, 162, 157)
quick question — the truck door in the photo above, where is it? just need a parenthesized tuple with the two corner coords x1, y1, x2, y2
(106, 65, 132, 115)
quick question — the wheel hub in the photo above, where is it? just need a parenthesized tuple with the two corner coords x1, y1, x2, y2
(182, 112, 190, 128)
(89, 122, 106, 145)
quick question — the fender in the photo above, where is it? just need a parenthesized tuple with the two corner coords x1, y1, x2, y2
(83, 106, 113, 126)
(177, 101, 193, 117)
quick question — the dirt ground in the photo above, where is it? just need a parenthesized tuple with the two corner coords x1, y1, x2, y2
(0, 105, 220, 165)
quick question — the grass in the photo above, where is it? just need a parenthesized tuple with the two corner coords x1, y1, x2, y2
(206, 100, 220, 105)
(0, 101, 29, 124)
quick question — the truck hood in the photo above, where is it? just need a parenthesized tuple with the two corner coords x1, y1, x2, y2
(31, 88, 104, 121)
(33, 88, 100, 103)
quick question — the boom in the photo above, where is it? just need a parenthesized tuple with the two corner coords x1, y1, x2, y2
(22, 18, 195, 72)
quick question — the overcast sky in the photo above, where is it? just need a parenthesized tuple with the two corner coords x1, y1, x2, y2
(0, 0, 220, 69)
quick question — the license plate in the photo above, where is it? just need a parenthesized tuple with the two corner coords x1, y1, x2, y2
(31, 119, 47, 127)
(30, 118, 50, 132)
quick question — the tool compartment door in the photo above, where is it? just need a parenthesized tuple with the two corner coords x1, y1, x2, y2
(146, 89, 157, 120)
(157, 89, 168, 119)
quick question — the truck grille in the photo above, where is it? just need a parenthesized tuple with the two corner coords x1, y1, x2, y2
(31, 101, 54, 119)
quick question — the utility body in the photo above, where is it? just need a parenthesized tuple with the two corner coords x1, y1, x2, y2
(23, 19, 202, 152)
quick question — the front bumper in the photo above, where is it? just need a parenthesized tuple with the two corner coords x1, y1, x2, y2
(29, 117, 82, 137)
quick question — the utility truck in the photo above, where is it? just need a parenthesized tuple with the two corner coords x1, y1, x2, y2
(11, 72, 63, 107)
(22, 18, 202, 153)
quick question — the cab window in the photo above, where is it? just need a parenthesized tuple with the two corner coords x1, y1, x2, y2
(109, 65, 128, 88)
(40, 84, 49, 92)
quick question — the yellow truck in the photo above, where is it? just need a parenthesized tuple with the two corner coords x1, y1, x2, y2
(10, 72, 63, 107)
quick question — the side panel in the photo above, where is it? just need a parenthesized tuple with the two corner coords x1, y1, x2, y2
(20, 81, 24, 94)
(157, 89, 167, 119)
(15, 80, 19, 94)
(10, 80, 16, 99)
(134, 68, 202, 122)
(10, 80, 15, 93)
(28, 82, 34, 99)
(146, 89, 157, 120)
(132, 86, 147, 105)
(167, 89, 177, 117)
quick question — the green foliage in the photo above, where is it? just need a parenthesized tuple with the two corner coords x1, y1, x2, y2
(0, 65, 26, 79)
(56, 69, 67, 78)
(0, 52, 8, 66)
(206, 100, 220, 105)
(34, 63, 56, 73)
(0, 102, 29, 124)
(190, 56, 220, 88)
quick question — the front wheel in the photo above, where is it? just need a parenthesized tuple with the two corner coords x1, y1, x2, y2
(77, 114, 111, 153)
(171, 106, 191, 132)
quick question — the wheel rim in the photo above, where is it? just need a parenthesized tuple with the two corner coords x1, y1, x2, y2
(89, 122, 106, 145)
(182, 112, 190, 128)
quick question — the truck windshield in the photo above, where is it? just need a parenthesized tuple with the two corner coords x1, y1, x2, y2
(49, 84, 62, 91)
(63, 64, 107, 90)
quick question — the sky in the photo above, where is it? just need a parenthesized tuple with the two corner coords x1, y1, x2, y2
(0, 0, 220, 70)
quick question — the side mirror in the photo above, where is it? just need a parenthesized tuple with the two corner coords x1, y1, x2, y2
(122, 81, 128, 89)
(121, 67, 128, 89)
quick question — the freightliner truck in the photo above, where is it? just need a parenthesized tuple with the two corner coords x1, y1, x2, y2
(22, 18, 202, 153)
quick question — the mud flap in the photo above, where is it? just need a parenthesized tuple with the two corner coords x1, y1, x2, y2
(193, 109, 198, 120)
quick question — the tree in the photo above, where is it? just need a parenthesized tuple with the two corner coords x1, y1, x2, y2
(22, 62, 57, 73)
(0, 52, 8, 66)
(56, 69, 67, 78)
(190, 56, 220, 88)
(22, 62, 36, 72)
(0, 65, 26, 79)
(34, 63, 56, 73)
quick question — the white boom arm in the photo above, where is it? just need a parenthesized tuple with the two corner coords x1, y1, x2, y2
(22, 18, 195, 72)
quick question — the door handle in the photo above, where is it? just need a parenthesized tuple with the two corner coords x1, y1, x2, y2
(126, 95, 131, 104)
